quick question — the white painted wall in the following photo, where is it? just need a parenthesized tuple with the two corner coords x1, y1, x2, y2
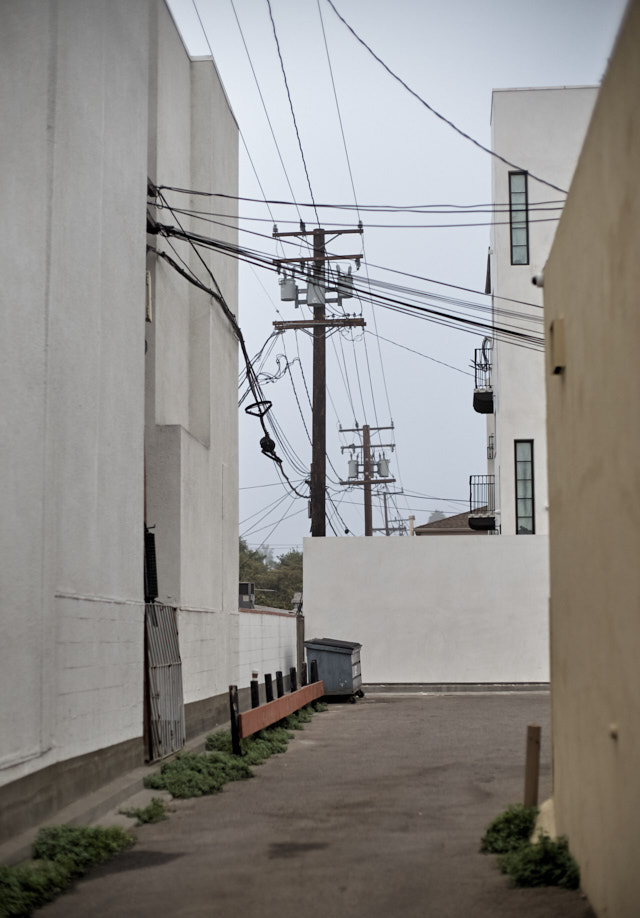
(0, 0, 149, 784)
(0, 0, 240, 795)
(146, 1, 240, 709)
(304, 536, 550, 684)
(237, 610, 298, 688)
(488, 88, 597, 536)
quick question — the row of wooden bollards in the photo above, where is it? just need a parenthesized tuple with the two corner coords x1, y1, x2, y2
(229, 660, 321, 755)
(249, 660, 319, 710)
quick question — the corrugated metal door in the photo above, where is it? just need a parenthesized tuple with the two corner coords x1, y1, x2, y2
(145, 603, 186, 760)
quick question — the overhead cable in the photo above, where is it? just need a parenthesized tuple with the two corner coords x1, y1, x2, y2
(324, 0, 567, 195)
(265, 0, 320, 224)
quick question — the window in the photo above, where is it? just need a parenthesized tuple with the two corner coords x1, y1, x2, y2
(515, 440, 535, 534)
(509, 172, 529, 265)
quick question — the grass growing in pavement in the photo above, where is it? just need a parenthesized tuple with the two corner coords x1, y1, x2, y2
(119, 797, 169, 826)
(0, 825, 135, 918)
(481, 804, 580, 890)
(145, 703, 328, 798)
(498, 835, 580, 889)
(144, 751, 253, 798)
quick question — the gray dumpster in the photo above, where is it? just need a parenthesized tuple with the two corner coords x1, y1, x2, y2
(304, 638, 363, 701)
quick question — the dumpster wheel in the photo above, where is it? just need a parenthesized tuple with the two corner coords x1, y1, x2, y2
(356, 689, 365, 698)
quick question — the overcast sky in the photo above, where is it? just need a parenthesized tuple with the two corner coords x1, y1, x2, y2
(165, 0, 626, 552)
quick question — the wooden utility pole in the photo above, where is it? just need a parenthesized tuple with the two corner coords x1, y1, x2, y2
(311, 229, 326, 537)
(340, 425, 396, 536)
(362, 424, 373, 536)
(372, 490, 406, 536)
(273, 225, 363, 537)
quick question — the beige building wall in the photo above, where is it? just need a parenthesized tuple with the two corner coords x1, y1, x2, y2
(544, 2, 640, 914)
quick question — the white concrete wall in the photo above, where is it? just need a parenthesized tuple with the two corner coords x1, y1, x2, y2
(0, 0, 150, 785)
(237, 610, 298, 688)
(0, 0, 240, 795)
(145, 2, 240, 708)
(304, 537, 549, 684)
(489, 88, 597, 536)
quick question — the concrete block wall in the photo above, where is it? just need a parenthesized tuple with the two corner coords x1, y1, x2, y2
(237, 609, 298, 688)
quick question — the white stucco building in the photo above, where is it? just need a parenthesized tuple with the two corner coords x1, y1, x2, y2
(471, 87, 598, 536)
(305, 87, 601, 687)
(0, 0, 250, 845)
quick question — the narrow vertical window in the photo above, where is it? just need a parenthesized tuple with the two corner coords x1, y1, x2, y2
(509, 172, 529, 265)
(515, 440, 535, 534)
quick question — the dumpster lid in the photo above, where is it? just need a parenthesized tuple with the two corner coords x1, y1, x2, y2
(304, 637, 362, 652)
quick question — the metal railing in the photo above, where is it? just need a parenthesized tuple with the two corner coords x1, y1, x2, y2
(469, 474, 495, 513)
(473, 346, 492, 389)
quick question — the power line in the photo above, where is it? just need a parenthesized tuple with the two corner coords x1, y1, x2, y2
(154, 220, 544, 348)
(149, 191, 310, 500)
(154, 197, 544, 309)
(324, 0, 568, 195)
(190, 0, 280, 232)
(154, 186, 564, 213)
(228, 0, 304, 225)
(265, 0, 320, 224)
(366, 330, 473, 377)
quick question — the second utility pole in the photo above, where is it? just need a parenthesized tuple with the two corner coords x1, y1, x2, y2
(311, 228, 326, 537)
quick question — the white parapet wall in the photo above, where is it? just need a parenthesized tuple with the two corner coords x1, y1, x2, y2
(303, 536, 549, 684)
(237, 609, 298, 687)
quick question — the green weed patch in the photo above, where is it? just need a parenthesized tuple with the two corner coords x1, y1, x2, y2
(498, 834, 580, 889)
(0, 825, 134, 918)
(481, 805, 580, 890)
(145, 702, 326, 799)
(144, 751, 252, 798)
(480, 804, 538, 854)
(119, 797, 169, 826)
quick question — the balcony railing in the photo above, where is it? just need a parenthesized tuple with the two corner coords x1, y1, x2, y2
(473, 341, 494, 414)
(468, 474, 496, 531)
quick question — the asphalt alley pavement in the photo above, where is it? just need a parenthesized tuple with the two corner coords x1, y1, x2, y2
(40, 693, 595, 918)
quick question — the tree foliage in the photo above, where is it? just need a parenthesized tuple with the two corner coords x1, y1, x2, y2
(239, 538, 302, 611)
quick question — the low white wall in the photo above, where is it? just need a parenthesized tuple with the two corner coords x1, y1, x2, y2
(304, 536, 549, 684)
(237, 609, 298, 687)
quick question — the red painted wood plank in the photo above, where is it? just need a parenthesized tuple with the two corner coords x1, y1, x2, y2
(238, 682, 325, 738)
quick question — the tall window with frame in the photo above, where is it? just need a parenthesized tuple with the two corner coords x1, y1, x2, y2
(515, 440, 535, 534)
(509, 171, 529, 265)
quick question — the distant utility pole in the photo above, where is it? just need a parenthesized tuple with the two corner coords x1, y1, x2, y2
(339, 424, 396, 536)
(273, 225, 363, 537)
(372, 490, 406, 536)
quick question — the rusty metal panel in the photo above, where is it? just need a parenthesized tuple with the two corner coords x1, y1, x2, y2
(145, 603, 185, 761)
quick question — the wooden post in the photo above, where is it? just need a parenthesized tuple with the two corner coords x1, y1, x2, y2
(301, 661, 308, 686)
(229, 685, 241, 756)
(310, 659, 319, 684)
(290, 666, 297, 692)
(524, 724, 541, 808)
(250, 679, 260, 709)
(265, 673, 274, 703)
(276, 670, 284, 698)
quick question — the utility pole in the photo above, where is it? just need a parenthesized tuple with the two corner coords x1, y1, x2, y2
(372, 491, 406, 536)
(311, 229, 326, 538)
(273, 225, 363, 537)
(382, 490, 390, 537)
(340, 425, 396, 536)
